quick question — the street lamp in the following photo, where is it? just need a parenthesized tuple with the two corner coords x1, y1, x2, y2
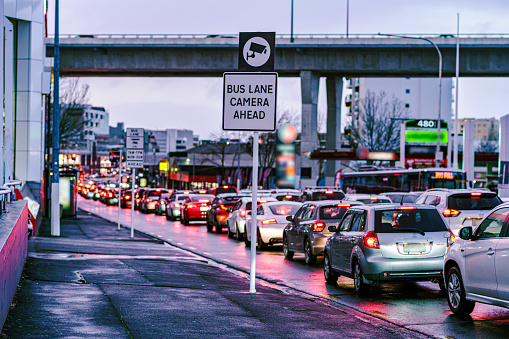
(378, 33, 443, 166)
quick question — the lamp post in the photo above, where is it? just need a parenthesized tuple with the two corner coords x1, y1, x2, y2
(378, 33, 443, 166)
(290, 0, 294, 43)
(52, 0, 61, 236)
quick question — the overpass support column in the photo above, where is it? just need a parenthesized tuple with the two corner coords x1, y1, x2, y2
(325, 77, 343, 186)
(499, 114, 509, 197)
(463, 120, 475, 187)
(300, 71, 319, 188)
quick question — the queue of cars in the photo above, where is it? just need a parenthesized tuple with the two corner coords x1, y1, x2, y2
(80, 180, 509, 316)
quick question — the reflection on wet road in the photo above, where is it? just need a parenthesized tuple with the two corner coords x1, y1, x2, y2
(79, 197, 509, 338)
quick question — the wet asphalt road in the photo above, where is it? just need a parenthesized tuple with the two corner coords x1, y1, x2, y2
(78, 196, 509, 339)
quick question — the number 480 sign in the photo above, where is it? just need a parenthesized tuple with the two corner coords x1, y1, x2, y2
(405, 119, 448, 129)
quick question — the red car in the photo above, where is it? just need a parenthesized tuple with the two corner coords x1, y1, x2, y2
(180, 194, 215, 225)
(206, 193, 246, 233)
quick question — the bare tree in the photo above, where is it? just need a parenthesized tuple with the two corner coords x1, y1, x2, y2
(50, 78, 90, 147)
(348, 90, 408, 152)
(199, 131, 238, 184)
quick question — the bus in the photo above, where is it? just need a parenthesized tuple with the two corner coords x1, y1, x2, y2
(339, 168, 467, 194)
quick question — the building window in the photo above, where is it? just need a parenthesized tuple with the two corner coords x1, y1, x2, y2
(95, 123, 98, 127)
(176, 140, 183, 144)
(406, 89, 410, 94)
(405, 103, 410, 108)
(100, 115, 103, 119)
(301, 167, 312, 179)
(96, 114, 98, 118)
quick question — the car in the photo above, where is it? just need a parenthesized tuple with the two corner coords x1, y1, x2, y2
(180, 194, 215, 225)
(283, 200, 363, 265)
(226, 196, 278, 240)
(140, 188, 169, 213)
(206, 193, 248, 233)
(209, 185, 238, 196)
(299, 187, 345, 202)
(165, 192, 192, 221)
(244, 201, 303, 250)
(414, 188, 503, 235)
(120, 190, 134, 208)
(344, 194, 393, 204)
(154, 192, 173, 215)
(379, 192, 422, 204)
(443, 203, 509, 316)
(323, 204, 453, 294)
(134, 188, 149, 210)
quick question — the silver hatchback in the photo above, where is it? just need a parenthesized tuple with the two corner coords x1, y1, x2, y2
(324, 204, 453, 294)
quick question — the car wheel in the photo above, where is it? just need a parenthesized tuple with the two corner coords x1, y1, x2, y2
(324, 253, 339, 284)
(244, 230, 251, 247)
(283, 236, 294, 260)
(181, 214, 189, 226)
(236, 223, 243, 241)
(256, 229, 268, 251)
(227, 227, 234, 238)
(206, 221, 213, 232)
(447, 266, 475, 316)
(304, 239, 317, 265)
(214, 217, 222, 234)
(353, 261, 369, 294)
(166, 213, 171, 221)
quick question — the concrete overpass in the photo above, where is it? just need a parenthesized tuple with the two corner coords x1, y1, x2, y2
(46, 33, 509, 187)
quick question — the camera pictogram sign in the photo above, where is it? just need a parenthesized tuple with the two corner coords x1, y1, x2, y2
(238, 32, 275, 72)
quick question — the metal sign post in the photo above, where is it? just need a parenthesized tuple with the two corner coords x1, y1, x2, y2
(131, 168, 136, 238)
(118, 149, 122, 231)
(250, 132, 259, 294)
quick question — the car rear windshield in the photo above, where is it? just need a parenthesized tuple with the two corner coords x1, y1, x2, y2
(357, 198, 392, 204)
(385, 194, 419, 203)
(214, 187, 237, 195)
(448, 193, 502, 210)
(275, 195, 300, 201)
(319, 205, 352, 219)
(375, 208, 448, 233)
(311, 191, 345, 201)
(189, 194, 214, 202)
(269, 204, 301, 215)
(246, 201, 270, 210)
(147, 190, 168, 197)
(221, 196, 241, 205)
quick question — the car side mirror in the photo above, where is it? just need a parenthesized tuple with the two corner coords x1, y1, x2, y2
(459, 226, 473, 240)
(286, 215, 294, 222)
(328, 226, 337, 232)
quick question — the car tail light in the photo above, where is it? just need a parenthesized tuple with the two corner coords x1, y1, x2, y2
(240, 209, 246, 217)
(223, 185, 229, 188)
(199, 199, 209, 202)
(370, 197, 378, 201)
(199, 190, 207, 194)
(259, 200, 267, 203)
(443, 208, 460, 217)
(285, 195, 292, 199)
(398, 206, 416, 210)
(363, 231, 380, 249)
(446, 229, 455, 247)
(175, 203, 180, 208)
(325, 190, 333, 195)
(262, 218, 277, 225)
(109, 193, 113, 198)
(160, 201, 166, 205)
(471, 192, 482, 196)
(337, 204, 351, 208)
(220, 204, 227, 210)
(156, 189, 161, 192)
(146, 198, 152, 202)
(183, 191, 190, 194)
(312, 222, 326, 232)
(188, 204, 196, 209)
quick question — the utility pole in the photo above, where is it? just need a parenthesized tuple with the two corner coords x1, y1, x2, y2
(51, 0, 60, 236)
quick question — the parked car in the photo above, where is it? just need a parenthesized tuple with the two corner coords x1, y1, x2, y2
(344, 194, 392, 205)
(323, 204, 453, 294)
(206, 193, 247, 233)
(283, 200, 363, 265)
(299, 187, 345, 202)
(444, 203, 509, 316)
(140, 188, 169, 213)
(379, 192, 422, 204)
(226, 197, 277, 240)
(165, 192, 192, 221)
(180, 194, 215, 225)
(245, 201, 303, 250)
(415, 189, 503, 234)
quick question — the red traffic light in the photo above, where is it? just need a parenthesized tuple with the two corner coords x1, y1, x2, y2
(71, 153, 77, 160)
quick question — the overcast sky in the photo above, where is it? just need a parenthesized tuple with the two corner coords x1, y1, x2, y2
(47, 0, 509, 139)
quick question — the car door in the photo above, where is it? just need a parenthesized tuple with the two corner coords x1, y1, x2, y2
(296, 205, 316, 251)
(228, 200, 242, 231)
(286, 205, 305, 249)
(494, 209, 509, 301)
(330, 211, 355, 271)
(464, 207, 509, 297)
(338, 211, 365, 271)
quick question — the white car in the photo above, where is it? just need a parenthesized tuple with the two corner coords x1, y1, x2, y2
(226, 197, 277, 240)
(415, 189, 502, 235)
(344, 194, 392, 204)
(244, 201, 303, 250)
(444, 203, 509, 316)
(165, 193, 191, 221)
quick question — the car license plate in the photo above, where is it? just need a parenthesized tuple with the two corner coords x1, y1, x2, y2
(200, 207, 209, 211)
(403, 243, 426, 253)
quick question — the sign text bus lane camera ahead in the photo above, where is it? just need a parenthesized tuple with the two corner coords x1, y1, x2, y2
(223, 72, 277, 132)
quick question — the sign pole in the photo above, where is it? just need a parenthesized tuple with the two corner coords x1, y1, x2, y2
(131, 168, 135, 238)
(250, 131, 259, 294)
(118, 149, 122, 231)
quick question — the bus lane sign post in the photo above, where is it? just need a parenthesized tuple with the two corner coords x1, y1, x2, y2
(126, 128, 144, 238)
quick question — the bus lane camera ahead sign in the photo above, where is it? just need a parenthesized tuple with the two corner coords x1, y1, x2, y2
(222, 72, 277, 131)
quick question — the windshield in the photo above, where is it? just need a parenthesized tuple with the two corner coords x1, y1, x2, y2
(375, 208, 447, 233)
(357, 198, 392, 204)
(269, 204, 301, 215)
(189, 194, 214, 202)
(214, 187, 237, 195)
(448, 193, 502, 210)
(319, 205, 352, 219)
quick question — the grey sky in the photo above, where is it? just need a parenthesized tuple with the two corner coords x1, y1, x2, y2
(47, 0, 509, 139)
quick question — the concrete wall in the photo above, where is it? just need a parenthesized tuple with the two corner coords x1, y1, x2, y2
(0, 200, 28, 329)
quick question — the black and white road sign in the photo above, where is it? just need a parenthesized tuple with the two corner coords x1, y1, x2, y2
(126, 160, 143, 168)
(238, 32, 275, 72)
(223, 72, 277, 131)
(126, 150, 144, 161)
(126, 128, 145, 168)
(126, 137, 143, 149)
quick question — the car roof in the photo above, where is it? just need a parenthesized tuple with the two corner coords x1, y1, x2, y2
(303, 199, 364, 206)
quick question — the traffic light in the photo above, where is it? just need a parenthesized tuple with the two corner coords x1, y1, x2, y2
(71, 153, 77, 160)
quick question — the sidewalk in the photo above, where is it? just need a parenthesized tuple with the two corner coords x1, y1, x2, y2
(1, 210, 430, 338)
